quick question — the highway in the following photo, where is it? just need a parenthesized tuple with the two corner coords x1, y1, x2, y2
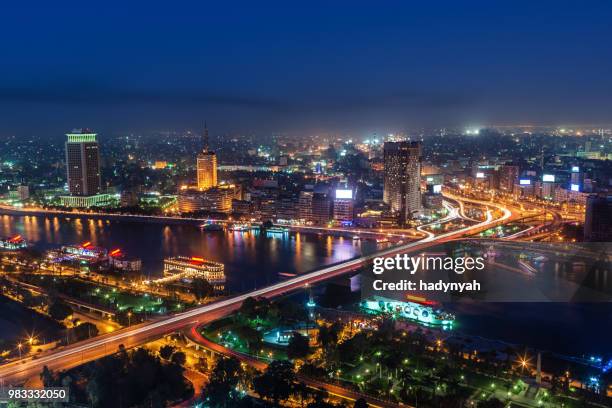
(0, 194, 514, 386)
(184, 326, 401, 408)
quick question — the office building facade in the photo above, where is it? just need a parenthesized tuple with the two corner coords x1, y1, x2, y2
(383, 141, 422, 224)
(65, 130, 101, 196)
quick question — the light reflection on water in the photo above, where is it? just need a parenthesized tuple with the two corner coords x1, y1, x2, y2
(1, 214, 377, 292)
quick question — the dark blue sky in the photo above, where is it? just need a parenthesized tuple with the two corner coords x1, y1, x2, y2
(1, 1, 611, 137)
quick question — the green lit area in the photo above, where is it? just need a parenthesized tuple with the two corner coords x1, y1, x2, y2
(66, 133, 98, 143)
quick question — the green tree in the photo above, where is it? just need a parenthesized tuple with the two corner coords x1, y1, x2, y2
(170, 351, 187, 366)
(192, 278, 214, 300)
(159, 344, 176, 360)
(253, 360, 296, 405)
(48, 299, 72, 321)
(40, 365, 56, 387)
(69, 322, 98, 341)
(353, 397, 368, 408)
(287, 332, 310, 359)
(203, 356, 245, 408)
(235, 324, 263, 352)
(317, 322, 341, 349)
(478, 399, 505, 408)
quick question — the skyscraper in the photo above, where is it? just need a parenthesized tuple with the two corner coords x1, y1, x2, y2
(383, 141, 422, 224)
(311, 192, 332, 226)
(584, 194, 612, 242)
(65, 129, 101, 196)
(197, 123, 218, 190)
(499, 163, 519, 193)
(333, 187, 354, 224)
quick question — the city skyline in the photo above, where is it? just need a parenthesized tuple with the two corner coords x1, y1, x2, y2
(0, 4, 611, 407)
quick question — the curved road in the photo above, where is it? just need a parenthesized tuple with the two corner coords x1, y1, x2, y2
(0, 195, 514, 386)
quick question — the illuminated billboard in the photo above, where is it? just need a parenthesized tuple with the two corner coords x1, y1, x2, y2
(542, 174, 555, 182)
(335, 189, 353, 199)
(570, 184, 580, 192)
(519, 179, 531, 185)
(571, 166, 580, 173)
(432, 185, 442, 194)
(476, 172, 485, 179)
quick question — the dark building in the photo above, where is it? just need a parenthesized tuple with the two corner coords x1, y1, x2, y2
(499, 164, 520, 193)
(65, 129, 101, 196)
(232, 199, 253, 216)
(276, 196, 298, 221)
(383, 141, 422, 225)
(311, 192, 332, 225)
(584, 194, 612, 242)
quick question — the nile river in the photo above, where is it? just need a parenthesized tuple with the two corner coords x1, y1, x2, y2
(1, 213, 611, 356)
(0, 213, 379, 291)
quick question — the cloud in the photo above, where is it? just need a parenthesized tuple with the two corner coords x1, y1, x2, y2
(0, 81, 287, 111)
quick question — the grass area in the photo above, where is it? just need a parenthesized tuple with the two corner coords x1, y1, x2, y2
(23, 274, 186, 314)
(200, 317, 288, 361)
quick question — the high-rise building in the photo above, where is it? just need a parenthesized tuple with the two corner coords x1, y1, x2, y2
(311, 192, 332, 226)
(298, 190, 314, 223)
(383, 141, 422, 224)
(570, 165, 583, 192)
(197, 123, 218, 190)
(333, 188, 354, 224)
(178, 185, 241, 214)
(276, 196, 297, 221)
(584, 194, 612, 242)
(65, 129, 101, 196)
(499, 164, 519, 193)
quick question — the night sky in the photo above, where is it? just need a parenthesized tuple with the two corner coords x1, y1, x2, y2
(1, 1, 611, 136)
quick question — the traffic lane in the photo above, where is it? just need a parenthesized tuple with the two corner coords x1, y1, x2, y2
(185, 325, 401, 408)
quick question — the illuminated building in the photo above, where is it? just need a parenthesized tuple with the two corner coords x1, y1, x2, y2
(298, 190, 313, 223)
(516, 178, 535, 198)
(570, 165, 583, 192)
(178, 185, 241, 213)
(472, 165, 499, 190)
(540, 174, 557, 200)
(120, 190, 139, 207)
(554, 187, 589, 206)
(333, 188, 354, 224)
(383, 141, 422, 224)
(59, 194, 112, 208)
(231, 199, 253, 216)
(16, 185, 29, 201)
(65, 129, 101, 196)
(584, 194, 612, 242)
(258, 197, 278, 221)
(163, 256, 225, 285)
(108, 248, 142, 272)
(0, 235, 27, 250)
(499, 164, 519, 193)
(54, 242, 108, 263)
(361, 296, 454, 327)
(423, 193, 443, 210)
(276, 197, 297, 222)
(196, 123, 218, 190)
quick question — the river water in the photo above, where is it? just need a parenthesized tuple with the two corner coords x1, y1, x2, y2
(1, 213, 611, 356)
(0, 214, 378, 291)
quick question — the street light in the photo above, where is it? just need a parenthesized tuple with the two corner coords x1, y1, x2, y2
(17, 343, 22, 359)
(127, 311, 132, 327)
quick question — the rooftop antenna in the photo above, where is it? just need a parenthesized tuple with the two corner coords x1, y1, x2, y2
(203, 121, 209, 152)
